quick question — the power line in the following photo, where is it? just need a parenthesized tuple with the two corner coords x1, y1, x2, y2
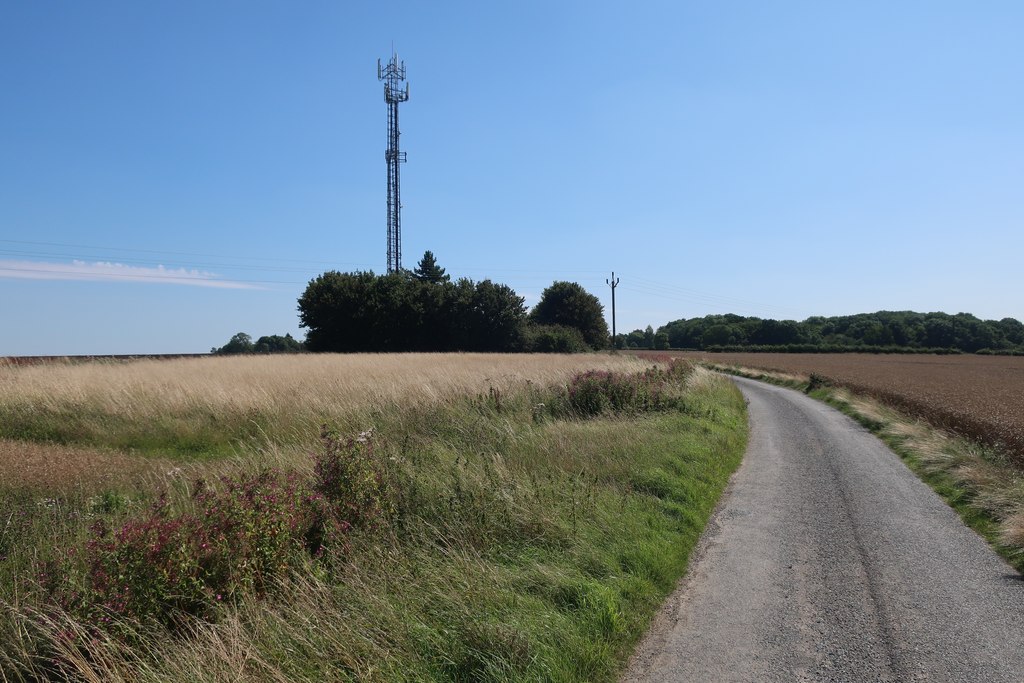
(617, 284, 801, 318)
(619, 274, 804, 316)
(0, 240, 802, 316)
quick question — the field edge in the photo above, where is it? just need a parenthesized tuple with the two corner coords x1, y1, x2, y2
(1, 361, 751, 682)
(708, 363, 1024, 574)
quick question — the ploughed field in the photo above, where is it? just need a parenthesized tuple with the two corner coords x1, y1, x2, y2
(673, 352, 1024, 459)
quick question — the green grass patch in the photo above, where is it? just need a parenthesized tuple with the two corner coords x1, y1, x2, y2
(0, 403, 274, 460)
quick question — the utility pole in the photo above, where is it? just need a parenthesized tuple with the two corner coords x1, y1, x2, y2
(606, 272, 620, 347)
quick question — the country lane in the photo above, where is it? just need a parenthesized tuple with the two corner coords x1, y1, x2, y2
(622, 376, 1024, 683)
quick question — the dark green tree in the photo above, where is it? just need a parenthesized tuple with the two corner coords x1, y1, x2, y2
(750, 319, 802, 346)
(924, 317, 955, 349)
(297, 270, 527, 353)
(658, 310, 1022, 352)
(211, 332, 255, 355)
(524, 324, 590, 353)
(253, 333, 303, 354)
(997, 318, 1024, 346)
(701, 324, 737, 347)
(412, 250, 450, 284)
(455, 278, 527, 351)
(624, 329, 647, 349)
(529, 281, 610, 349)
(298, 271, 379, 352)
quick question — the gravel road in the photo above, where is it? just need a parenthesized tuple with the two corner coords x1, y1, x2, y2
(622, 376, 1024, 682)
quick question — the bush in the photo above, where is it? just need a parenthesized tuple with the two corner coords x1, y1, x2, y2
(313, 427, 394, 528)
(560, 360, 692, 417)
(522, 324, 590, 353)
(47, 430, 393, 633)
(48, 470, 329, 631)
(529, 281, 610, 349)
(806, 372, 830, 393)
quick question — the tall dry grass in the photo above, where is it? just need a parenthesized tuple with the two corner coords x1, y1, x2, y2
(0, 353, 652, 468)
(0, 354, 649, 417)
(0, 358, 749, 682)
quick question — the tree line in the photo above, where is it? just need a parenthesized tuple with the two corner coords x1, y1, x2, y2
(646, 311, 1024, 353)
(617, 326, 670, 351)
(213, 253, 1023, 356)
(294, 251, 610, 353)
(211, 332, 304, 355)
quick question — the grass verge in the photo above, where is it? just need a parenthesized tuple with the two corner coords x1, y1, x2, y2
(710, 363, 1024, 574)
(0, 361, 747, 682)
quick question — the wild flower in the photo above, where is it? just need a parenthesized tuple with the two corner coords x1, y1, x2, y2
(44, 428, 394, 635)
(314, 426, 394, 528)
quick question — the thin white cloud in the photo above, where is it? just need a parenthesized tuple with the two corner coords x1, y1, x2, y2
(0, 259, 263, 290)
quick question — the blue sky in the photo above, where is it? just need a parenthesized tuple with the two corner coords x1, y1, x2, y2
(2, 1, 1022, 354)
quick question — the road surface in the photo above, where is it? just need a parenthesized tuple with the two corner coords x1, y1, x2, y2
(623, 376, 1024, 682)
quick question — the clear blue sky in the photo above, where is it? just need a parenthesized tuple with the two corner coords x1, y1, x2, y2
(2, 1, 1022, 355)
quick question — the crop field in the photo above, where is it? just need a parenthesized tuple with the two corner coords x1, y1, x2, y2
(670, 352, 1024, 458)
(0, 353, 747, 681)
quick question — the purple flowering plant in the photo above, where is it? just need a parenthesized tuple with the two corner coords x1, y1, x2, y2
(45, 427, 391, 634)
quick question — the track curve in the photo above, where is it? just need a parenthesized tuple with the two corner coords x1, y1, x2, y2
(623, 376, 1024, 682)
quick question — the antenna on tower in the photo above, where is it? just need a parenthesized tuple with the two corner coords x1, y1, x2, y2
(378, 52, 409, 274)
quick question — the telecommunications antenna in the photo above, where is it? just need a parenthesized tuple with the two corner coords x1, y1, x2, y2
(377, 51, 409, 273)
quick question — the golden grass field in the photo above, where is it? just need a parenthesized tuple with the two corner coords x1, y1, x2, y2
(0, 353, 650, 413)
(0, 353, 651, 490)
(0, 352, 750, 682)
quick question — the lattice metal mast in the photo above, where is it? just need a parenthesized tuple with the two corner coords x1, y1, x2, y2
(378, 52, 409, 274)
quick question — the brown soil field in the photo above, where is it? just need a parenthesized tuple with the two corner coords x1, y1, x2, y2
(648, 352, 1024, 459)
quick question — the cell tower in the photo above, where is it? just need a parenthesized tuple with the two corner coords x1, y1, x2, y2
(378, 52, 409, 274)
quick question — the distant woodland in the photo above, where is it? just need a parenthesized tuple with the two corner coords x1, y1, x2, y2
(620, 311, 1024, 354)
(213, 251, 1024, 356)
